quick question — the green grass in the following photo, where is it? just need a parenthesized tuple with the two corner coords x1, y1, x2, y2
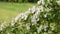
(0, 2, 36, 23)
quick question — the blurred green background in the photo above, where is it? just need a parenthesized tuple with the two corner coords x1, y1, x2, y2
(0, 0, 38, 3)
(0, 0, 37, 23)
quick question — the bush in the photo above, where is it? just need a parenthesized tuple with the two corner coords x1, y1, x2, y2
(18, 0, 22, 3)
(24, 0, 28, 3)
(0, 0, 60, 34)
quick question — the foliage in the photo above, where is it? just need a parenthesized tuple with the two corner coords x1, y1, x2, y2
(24, 0, 28, 3)
(0, 0, 60, 34)
(18, 0, 22, 3)
(0, 0, 38, 3)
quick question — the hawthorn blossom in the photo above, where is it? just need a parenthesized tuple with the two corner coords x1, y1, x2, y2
(31, 14, 38, 25)
(45, 7, 52, 12)
(25, 8, 31, 14)
(56, 0, 60, 6)
(22, 14, 27, 20)
(37, 25, 43, 33)
(37, 7, 41, 13)
(47, 0, 52, 3)
(7, 32, 10, 34)
(21, 13, 28, 20)
(39, 6, 44, 12)
(44, 14, 47, 18)
(0, 27, 2, 31)
(1, 21, 8, 28)
(0, 21, 9, 31)
(35, 6, 43, 15)
(15, 13, 28, 22)
(41, 0, 45, 5)
(31, 18, 37, 25)
(37, 0, 41, 5)
(37, 18, 39, 21)
(11, 18, 15, 26)
(0, 0, 58, 34)
(14, 13, 22, 22)
(26, 23, 30, 30)
(31, 6, 36, 13)
(43, 23, 48, 31)
(25, 11, 30, 14)
(37, 0, 45, 5)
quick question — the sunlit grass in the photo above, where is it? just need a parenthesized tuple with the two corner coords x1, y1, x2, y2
(0, 2, 36, 23)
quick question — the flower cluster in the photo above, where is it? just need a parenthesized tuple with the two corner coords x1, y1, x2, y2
(0, 0, 60, 34)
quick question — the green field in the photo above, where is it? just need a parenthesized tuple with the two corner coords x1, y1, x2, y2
(0, 2, 36, 23)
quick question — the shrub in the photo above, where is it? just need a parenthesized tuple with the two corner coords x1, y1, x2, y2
(18, 0, 22, 3)
(28, 0, 38, 3)
(0, 0, 60, 34)
(24, 0, 28, 3)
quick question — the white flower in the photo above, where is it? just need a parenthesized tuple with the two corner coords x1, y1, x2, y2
(11, 22, 15, 26)
(25, 11, 30, 14)
(7, 32, 10, 34)
(27, 8, 31, 14)
(37, 25, 43, 33)
(31, 14, 37, 25)
(15, 12, 28, 22)
(41, 0, 45, 5)
(36, 7, 43, 16)
(44, 28, 47, 32)
(43, 25, 47, 31)
(37, 18, 39, 21)
(37, 7, 41, 13)
(11, 18, 15, 26)
(47, 0, 52, 3)
(39, 6, 44, 12)
(21, 13, 28, 20)
(31, 6, 36, 13)
(0, 21, 8, 31)
(43, 23, 48, 31)
(24, 15, 28, 20)
(37, 0, 41, 5)
(15, 13, 27, 22)
(0, 27, 2, 31)
(14, 13, 22, 22)
(31, 19, 37, 25)
(21, 14, 25, 19)
(45, 7, 52, 12)
(26, 23, 30, 30)
(56, 0, 60, 6)
(1, 21, 8, 28)
(44, 14, 47, 18)
(47, 0, 50, 2)
(37, 0, 45, 5)
(28, 8, 31, 11)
